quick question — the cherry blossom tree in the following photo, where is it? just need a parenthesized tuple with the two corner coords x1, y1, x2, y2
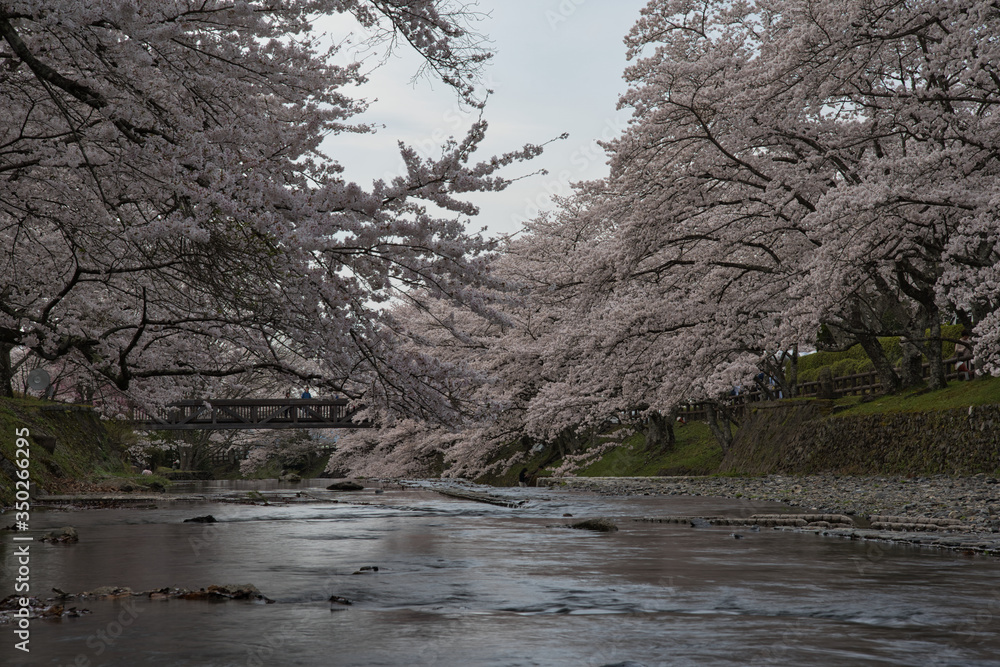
(0, 0, 551, 416)
(324, 0, 1000, 478)
(593, 0, 1000, 394)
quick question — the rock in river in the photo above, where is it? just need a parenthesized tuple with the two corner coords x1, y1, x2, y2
(327, 481, 364, 491)
(569, 518, 619, 533)
(40, 526, 78, 543)
(183, 515, 218, 523)
(177, 584, 274, 603)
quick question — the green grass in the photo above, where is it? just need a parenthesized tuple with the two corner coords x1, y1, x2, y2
(520, 374, 1000, 481)
(475, 440, 557, 486)
(0, 397, 142, 505)
(833, 375, 1000, 417)
(227, 459, 284, 480)
(797, 324, 965, 382)
(574, 422, 722, 477)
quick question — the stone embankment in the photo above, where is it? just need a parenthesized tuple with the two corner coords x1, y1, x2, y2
(540, 474, 1000, 553)
(718, 401, 1000, 476)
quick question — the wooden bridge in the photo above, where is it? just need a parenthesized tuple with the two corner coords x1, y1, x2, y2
(130, 398, 370, 431)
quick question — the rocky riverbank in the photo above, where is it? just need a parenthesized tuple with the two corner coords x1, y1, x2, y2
(539, 474, 1000, 553)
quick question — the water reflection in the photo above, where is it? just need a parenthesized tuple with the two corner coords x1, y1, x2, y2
(2, 481, 998, 666)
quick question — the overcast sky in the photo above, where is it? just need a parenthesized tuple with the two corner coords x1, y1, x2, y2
(321, 0, 650, 238)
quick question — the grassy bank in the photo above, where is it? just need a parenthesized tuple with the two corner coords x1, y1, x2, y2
(0, 397, 166, 505)
(476, 421, 723, 485)
(497, 376, 1000, 484)
(575, 423, 721, 477)
(833, 374, 1000, 416)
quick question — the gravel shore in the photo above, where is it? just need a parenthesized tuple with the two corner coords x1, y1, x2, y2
(539, 474, 1000, 553)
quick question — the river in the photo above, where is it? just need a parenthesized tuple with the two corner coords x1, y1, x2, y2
(2, 480, 999, 666)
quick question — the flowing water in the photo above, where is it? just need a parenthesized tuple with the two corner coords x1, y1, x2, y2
(2, 480, 999, 666)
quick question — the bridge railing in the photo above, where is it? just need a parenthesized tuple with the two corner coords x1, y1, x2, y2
(131, 398, 369, 430)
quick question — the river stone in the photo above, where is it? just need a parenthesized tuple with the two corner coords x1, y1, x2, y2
(569, 518, 619, 532)
(82, 586, 133, 598)
(183, 515, 218, 523)
(177, 584, 274, 604)
(209, 584, 272, 602)
(327, 481, 364, 491)
(41, 526, 78, 543)
(541, 474, 1000, 553)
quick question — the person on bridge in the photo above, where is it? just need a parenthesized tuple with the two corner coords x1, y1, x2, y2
(301, 388, 312, 399)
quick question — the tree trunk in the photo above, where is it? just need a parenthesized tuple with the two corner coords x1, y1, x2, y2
(177, 431, 212, 470)
(924, 319, 947, 390)
(756, 358, 786, 400)
(178, 445, 195, 471)
(0, 343, 13, 398)
(787, 345, 799, 398)
(817, 367, 835, 399)
(899, 334, 924, 388)
(857, 333, 901, 394)
(759, 353, 799, 398)
(645, 410, 675, 452)
(553, 428, 579, 460)
(705, 402, 732, 454)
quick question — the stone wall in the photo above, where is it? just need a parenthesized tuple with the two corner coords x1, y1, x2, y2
(719, 401, 1000, 476)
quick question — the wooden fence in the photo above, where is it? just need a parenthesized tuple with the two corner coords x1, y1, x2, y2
(673, 357, 968, 423)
